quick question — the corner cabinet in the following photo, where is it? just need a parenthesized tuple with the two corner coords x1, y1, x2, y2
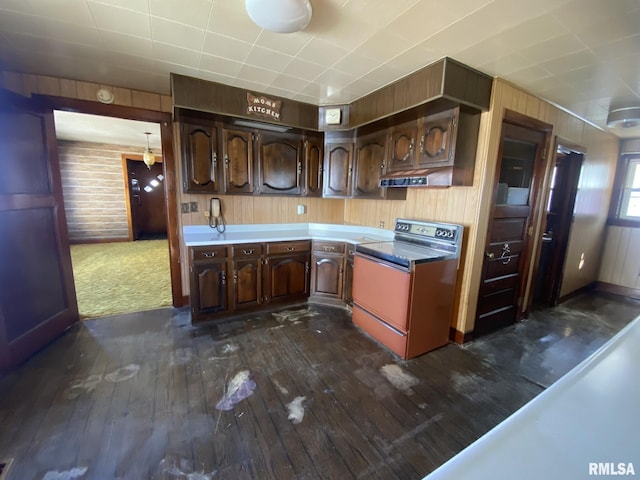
(310, 241, 345, 301)
(256, 132, 303, 195)
(353, 131, 387, 199)
(181, 121, 221, 193)
(323, 141, 354, 198)
(417, 108, 457, 167)
(264, 241, 310, 303)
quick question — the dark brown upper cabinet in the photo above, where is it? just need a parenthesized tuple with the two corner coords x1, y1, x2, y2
(181, 121, 220, 193)
(256, 131, 303, 195)
(353, 130, 388, 199)
(323, 141, 354, 198)
(303, 134, 324, 197)
(222, 127, 254, 194)
(388, 122, 418, 172)
(417, 108, 457, 167)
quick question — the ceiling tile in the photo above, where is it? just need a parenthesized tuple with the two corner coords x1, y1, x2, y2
(150, 17, 205, 51)
(236, 64, 279, 86)
(386, 1, 466, 44)
(281, 58, 326, 82)
(152, 43, 200, 67)
(504, 66, 554, 85)
(207, 2, 261, 44)
(267, 74, 309, 93)
(477, 53, 534, 77)
(332, 53, 379, 77)
(98, 30, 153, 58)
(353, 30, 414, 61)
(296, 38, 349, 67)
(89, 0, 150, 15)
(254, 30, 312, 57)
(592, 34, 640, 62)
(519, 33, 586, 64)
(149, 0, 212, 29)
(339, 0, 418, 29)
(88, 2, 151, 38)
(244, 46, 294, 72)
(263, 85, 297, 99)
(198, 53, 243, 77)
(197, 70, 237, 87)
(572, 8, 640, 49)
(537, 49, 599, 75)
(550, 0, 638, 31)
(26, 0, 94, 25)
(310, 18, 373, 51)
(201, 33, 252, 62)
(384, 45, 440, 74)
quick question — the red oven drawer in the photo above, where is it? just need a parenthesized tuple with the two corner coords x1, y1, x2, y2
(353, 306, 407, 358)
(352, 255, 411, 332)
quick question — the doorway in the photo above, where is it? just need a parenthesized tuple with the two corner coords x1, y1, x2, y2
(124, 155, 167, 240)
(475, 111, 551, 336)
(533, 146, 584, 306)
(53, 110, 173, 318)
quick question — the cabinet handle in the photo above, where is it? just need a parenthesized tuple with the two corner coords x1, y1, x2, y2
(224, 154, 229, 166)
(222, 272, 227, 285)
(419, 135, 425, 153)
(202, 252, 216, 258)
(286, 246, 296, 252)
(297, 161, 302, 174)
(323, 246, 335, 252)
(233, 273, 238, 284)
(211, 152, 217, 182)
(242, 249, 254, 255)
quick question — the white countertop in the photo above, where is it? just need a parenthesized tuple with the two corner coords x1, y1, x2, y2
(423, 315, 640, 480)
(183, 222, 394, 247)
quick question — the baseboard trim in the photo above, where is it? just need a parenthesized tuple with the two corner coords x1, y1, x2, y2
(595, 282, 640, 300)
(449, 327, 473, 344)
(558, 281, 597, 304)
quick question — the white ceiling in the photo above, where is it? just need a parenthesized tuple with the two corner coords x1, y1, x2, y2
(1, 0, 640, 138)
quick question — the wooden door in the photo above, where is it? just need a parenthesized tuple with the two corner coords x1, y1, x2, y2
(475, 120, 549, 336)
(256, 132, 302, 195)
(323, 142, 353, 197)
(388, 122, 418, 171)
(264, 254, 310, 302)
(181, 122, 219, 193)
(222, 128, 254, 194)
(533, 150, 583, 306)
(417, 109, 457, 167)
(126, 159, 167, 240)
(353, 131, 387, 198)
(0, 89, 78, 370)
(304, 135, 323, 197)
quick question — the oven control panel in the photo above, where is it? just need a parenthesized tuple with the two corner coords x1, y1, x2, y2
(395, 220, 458, 241)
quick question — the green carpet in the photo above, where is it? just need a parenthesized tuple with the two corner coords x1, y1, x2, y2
(70, 240, 172, 319)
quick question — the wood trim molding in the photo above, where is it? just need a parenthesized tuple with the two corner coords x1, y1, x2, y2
(595, 281, 640, 300)
(449, 327, 473, 344)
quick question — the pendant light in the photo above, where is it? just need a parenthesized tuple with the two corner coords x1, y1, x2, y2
(143, 132, 155, 169)
(245, 0, 312, 34)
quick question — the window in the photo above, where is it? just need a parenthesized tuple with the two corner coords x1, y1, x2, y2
(610, 155, 640, 225)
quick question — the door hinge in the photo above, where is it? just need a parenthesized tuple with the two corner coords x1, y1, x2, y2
(527, 225, 534, 237)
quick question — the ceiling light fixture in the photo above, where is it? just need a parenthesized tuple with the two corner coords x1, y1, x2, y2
(245, 0, 312, 33)
(143, 132, 155, 169)
(606, 106, 640, 128)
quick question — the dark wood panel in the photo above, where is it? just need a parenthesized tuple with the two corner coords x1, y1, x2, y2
(485, 255, 521, 279)
(490, 218, 526, 243)
(476, 288, 517, 316)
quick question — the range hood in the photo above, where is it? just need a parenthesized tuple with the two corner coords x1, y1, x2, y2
(380, 167, 468, 188)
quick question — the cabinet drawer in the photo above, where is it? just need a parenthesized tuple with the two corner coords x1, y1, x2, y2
(232, 243, 264, 258)
(313, 241, 345, 254)
(267, 240, 311, 255)
(191, 245, 228, 261)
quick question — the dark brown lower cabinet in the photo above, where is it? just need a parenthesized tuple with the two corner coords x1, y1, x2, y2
(310, 241, 346, 303)
(264, 254, 310, 303)
(189, 246, 230, 322)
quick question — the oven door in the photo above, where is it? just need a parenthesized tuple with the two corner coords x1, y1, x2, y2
(352, 254, 411, 332)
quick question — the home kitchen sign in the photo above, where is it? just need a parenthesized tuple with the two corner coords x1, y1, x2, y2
(246, 92, 282, 121)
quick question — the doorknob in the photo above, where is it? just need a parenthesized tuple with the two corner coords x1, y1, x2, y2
(485, 252, 495, 259)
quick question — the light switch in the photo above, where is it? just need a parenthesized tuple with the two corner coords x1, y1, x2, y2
(297, 204, 306, 215)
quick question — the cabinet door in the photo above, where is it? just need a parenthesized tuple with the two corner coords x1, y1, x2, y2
(311, 253, 344, 299)
(264, 254, 310, 302)
(232, 258, 263, 310)
(323, 142, 353, 197)
(417, 109, 457, 167)
(181, 122, 219, 193)
(256, 132, 303, 195)
(304, 135, 323, 197)
(388, 122, 418, 171)
(223, 128, 254, 194)
(353, 131, 387, 198)
(190, 260, 229, 322)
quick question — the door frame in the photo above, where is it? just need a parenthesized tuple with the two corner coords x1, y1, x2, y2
(35, 95, 183, 307)
(481, 110, 553, 327)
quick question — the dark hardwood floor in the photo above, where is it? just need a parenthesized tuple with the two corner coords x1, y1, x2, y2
(1, 292, 639, 480)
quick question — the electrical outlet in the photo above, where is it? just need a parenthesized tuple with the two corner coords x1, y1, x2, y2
(190, 202, 198, 213)
(379, 221, 385, 228)
(204, 210, 210, 218)
(181, 203, 190, 214)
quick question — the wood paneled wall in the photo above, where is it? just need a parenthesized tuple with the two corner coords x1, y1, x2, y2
(599, 226, 640, 289)
(59, 141, 145, 243)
